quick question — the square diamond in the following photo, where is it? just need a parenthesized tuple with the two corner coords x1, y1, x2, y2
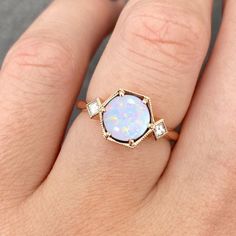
(154, 120, 168, 139)
(87, 98, 102, 118)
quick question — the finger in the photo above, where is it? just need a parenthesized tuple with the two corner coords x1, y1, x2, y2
(0, 0, 125, 204)
(38, 0, 212, 230)
(154, 1, 236, 233)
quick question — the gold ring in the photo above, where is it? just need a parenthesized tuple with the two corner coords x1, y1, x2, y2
(76, 89, 179, 148)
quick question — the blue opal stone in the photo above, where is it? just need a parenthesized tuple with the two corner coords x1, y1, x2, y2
(103, 95, 151, 142)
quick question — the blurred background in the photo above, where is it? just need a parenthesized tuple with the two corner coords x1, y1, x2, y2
(0, 0, 222, 120)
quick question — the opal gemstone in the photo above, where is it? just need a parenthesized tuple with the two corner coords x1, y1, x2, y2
(103, 95, 151, 142)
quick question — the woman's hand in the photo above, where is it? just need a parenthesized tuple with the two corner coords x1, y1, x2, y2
(0, 0, 235, 235)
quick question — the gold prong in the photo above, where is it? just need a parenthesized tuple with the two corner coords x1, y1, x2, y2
(148, 123, 155, 130)
(100, 106, 106, 112)
(118, 89, 125, 97)
(104, 132, 111, 139)
(128, 139, 135, 147)
(143, 97, 149, 104)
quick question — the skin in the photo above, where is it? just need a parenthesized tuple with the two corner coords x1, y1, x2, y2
(0, 0, 236, 235)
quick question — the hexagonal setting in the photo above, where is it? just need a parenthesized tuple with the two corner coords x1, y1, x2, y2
(99, 89, 155, 148)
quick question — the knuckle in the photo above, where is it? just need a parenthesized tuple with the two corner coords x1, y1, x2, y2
(119, 2, 210, 66)
(2, 36, 75, 90)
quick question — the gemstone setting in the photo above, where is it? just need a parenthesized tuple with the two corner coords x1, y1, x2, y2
(87, 98, 102, 118)
(96, 89, 156, 147)
(154, 120, 168, 139)
(103, 95, 151, 142)
(86, 89, 171, 148)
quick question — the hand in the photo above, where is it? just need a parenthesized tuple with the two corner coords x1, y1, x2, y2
(0, 0, 235, 235)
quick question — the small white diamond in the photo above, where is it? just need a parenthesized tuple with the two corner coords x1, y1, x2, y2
(154, 120, 167, 139)
(87, 98, 101, 118)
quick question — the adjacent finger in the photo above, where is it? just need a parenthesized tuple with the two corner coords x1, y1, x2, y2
(0, 0, 125, 205)
(39, 1, 213, 231)
(155, 1, 236, 233)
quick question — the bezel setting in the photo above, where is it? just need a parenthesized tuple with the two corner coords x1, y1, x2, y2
(86, 89, 169, 148)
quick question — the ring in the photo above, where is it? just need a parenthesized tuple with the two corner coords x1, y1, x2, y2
(77, 89, 179, 148)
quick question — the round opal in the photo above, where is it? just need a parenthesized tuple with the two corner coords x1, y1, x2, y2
(103, 95, 151, 142)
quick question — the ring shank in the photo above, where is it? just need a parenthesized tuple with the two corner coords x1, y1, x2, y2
(165, 130, 179, 141)
(76, 100, 87, 110)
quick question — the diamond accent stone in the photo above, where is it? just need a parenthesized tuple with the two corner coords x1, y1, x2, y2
(87, 98, 101, 118)
(154, 120, 168, 139)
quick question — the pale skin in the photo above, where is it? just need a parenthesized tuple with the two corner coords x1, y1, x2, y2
(0, 0, 236, 235)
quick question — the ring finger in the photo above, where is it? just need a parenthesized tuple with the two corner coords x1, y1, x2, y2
(37, 0, 212, 233)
